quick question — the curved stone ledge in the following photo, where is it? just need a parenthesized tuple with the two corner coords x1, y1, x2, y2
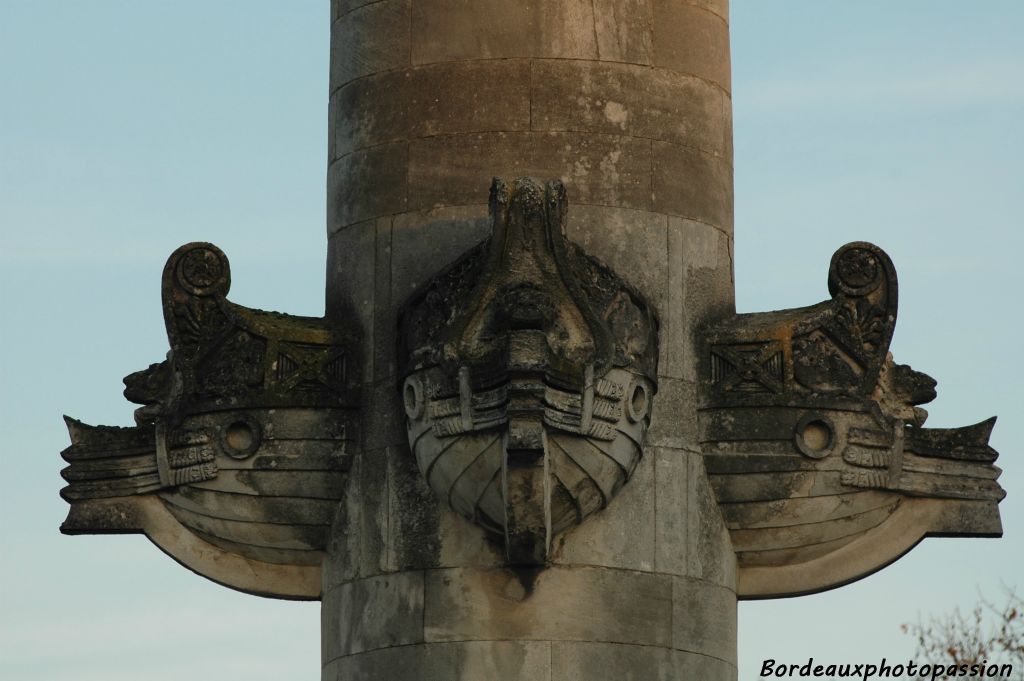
(326, 136, 733, 232)
(330, 59, 730, 161)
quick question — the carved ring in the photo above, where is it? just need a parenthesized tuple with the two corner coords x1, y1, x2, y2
(794, 413, 835, 459)
(218, 414, 262, 460)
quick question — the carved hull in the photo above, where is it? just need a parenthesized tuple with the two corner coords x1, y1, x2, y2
(63, 407, 353, 567)
(398, 179, 659, 562)
(406, 366, 651, 540)
(699, 242, 1004, 596)
(703, 404, 912, 569)
(60, 243, 361, 598)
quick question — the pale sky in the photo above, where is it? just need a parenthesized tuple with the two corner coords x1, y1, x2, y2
(2, 2, 1021, 680)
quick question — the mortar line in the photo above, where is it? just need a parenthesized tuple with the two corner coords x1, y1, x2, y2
(329, 56, 733, 99)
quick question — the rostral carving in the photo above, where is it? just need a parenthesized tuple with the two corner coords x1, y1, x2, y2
(699, 242, 1004, 596)
(398, 177, 659, 564)
(60, 243, 359, 598)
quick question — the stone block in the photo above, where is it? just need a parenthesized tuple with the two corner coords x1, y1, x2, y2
(389, 205, 491, 303)
(651, 0, 730, 90)
(654, 446, 690, 576)
(673, 575, 737, 663)
(411, 0, 600, 63)
(664, 218, 734, 380)
(531, 60, 728, 155)
(363, 380, 406, 450)
(334, 69, 409, 159)
(326, 220, 376, 347)
(386, 445, 444, 571)
(323, 644, 457, 681)
(405, 60, 530, 139)
(322, 571, 425, 659)
(552, 641, 675, 681)
(436, 505, 505, 569)
(322, 447, 388, 590)
(551, 641, 737, 681)
(326, 217, 394, 380)
(457, 641, 552, 679)
(650, 441, 742, 590)
(647, 377, 699, 450)
(564, 204, 668, 319)
(592, 0, 654, 64)
(685, 0, 729, 23)
(675, 648, 737, 681)
(424, 566, 672, 647)
(687, 452, 737, 587)
(652, 140, 733, 229)
(334, 60, 531, 158)
(328, 142, 408, 230)
(333, 0, 379, 21)
(330, 0, 410, 88)
(554, 445, 656, 571)
(323, 641, 552, 681)
(409, 132, 652, 212)
(371, 217, 396, 381)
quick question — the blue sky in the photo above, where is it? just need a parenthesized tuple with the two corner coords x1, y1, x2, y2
(2, 2, 1021, 679)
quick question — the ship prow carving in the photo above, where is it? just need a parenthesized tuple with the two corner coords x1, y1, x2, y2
(60, 243, 360, 599)
(398, 177, 659, 564)
(698, 242, 1004, 598)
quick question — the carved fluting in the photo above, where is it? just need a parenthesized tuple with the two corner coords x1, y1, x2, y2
(398, 178, 658, 564)
(60, 243, 360, 598)
(699, 242, 1004, 596)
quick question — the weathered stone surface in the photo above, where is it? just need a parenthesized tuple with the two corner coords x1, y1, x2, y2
(326, 220, 377, 364)
(324, 447, 386, 590)
(328, 142, 408, 230)
(385, 445, 443, 571)
(555, 443, 657, 571)
(326, 216, 399, 380)
(323, 641, 552, 681)
(551, 641, 737, 681)
(411, 0, 602, 63)
(688, 450, 737, 587)
(654, 447, 690, 575)
(564, 204, 669, 317)
(591, 0, 655, 64)
(424, 566, 673, 646)
(322, 571, 425, 659)
(60, 243, 360, 598)
(532, 60, 729, 155)
(334, 60, 532, 158)
(57, 1, 1009, 679)
(652, 0, 731, 90)
(665, 218, 734, 381)
(397, 179, 658, 563)
(458, 641, 553, 680)
(647, 377, 699, 450)
(409, 132, 652, 212)
(363, 381, 406, 451)
(699, 242, 1002, 596)
(653, 141, 733, 228)
(323, 644, 456, 681)
(332, 0, 380, 21)
(389, 206, 491, 303)
(330, 0, 410, 87)
(673, 576, 737, 663)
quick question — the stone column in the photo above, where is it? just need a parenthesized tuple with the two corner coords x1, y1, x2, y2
(324, 1, 737, 679)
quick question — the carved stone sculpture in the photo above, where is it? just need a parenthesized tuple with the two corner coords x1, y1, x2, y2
(397, 177, 658, 563)
(60, 1, 1007, 678)
(699, 242, 1003, 596)
(61, 243, 359, 598)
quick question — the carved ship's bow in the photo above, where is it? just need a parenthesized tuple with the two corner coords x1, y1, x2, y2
(699, 242, 1004, 596)
(61, 243, 359, 598)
